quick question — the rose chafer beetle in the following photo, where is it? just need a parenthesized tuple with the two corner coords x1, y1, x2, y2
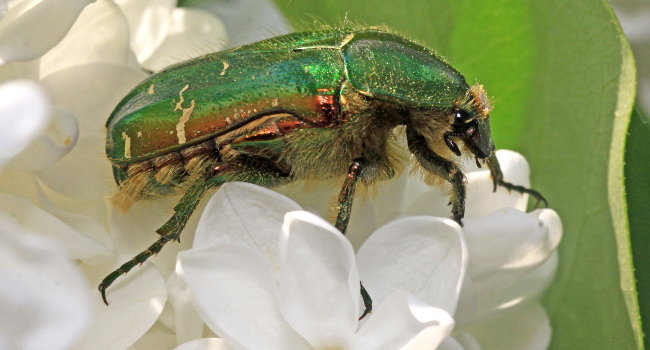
(101, 28, 546, 310)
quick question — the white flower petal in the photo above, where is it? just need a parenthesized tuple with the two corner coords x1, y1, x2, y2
(41, 62, 147, 135)
(40, 0, 133, 78)
(530, 208, 562, 250)
(130, 331, 177, 350)
(0, 0, 93, 63)
(193, 182, 302, 263)
(0, 169, 40, 204)
(109, 193, 179, 254)
(0, 80, 49, 167)
(75, 262, 167, 350)
(464, 150, 531, 217)
(175, 338, 233, 350)
(464, 210, 561, 316)
(178, 244, 310, 350)
(275, 179, 339, 218)
(453, 273, 477, 326)
(0, 193, 109, 261)
(108, 193, 193, 279)
(167, 272, 204, 345)
(352, 290, 454, 350)
(0, 213, 90, 350)
(396, 177, 451, 220)
(280, 189, 379, 257)
(35, 185, 112, 254)
(38, 63, 147, 199)
(467, 303, 551, 350)
(278, 211, 359, 349)
(0, 59, 40, 81)
(184, 0, 290, 47)
(6, 106, 78, 170)
(114, 0, 176, 62)
(471, 252, 558, 324)
(142, 7, 227, 72)
(462, 208, 558, 278)
(357, 216, 466, 315)
(347, 172, 413, 248)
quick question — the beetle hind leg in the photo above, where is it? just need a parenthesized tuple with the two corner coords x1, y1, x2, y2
(99, 160, 290, 304)
(100, 171, 217, 304)
(486, 153, 548, 208)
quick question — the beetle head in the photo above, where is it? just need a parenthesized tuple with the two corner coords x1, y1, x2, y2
(443, 84, 494, 160)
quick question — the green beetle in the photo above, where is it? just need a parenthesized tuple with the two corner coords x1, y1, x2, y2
(102, 28, 545, 308)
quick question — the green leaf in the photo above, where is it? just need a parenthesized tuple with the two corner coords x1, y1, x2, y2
(627, 106, 650, 347)
(274, 0, 640, 348)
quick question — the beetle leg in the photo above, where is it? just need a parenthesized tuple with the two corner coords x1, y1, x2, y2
(332, 159, 373, 320)
(335, 159, 363, 235)
(359, 282, 373, 320)
(99, 176, 213, 305)
(486, 152, 548, 208)
(406, 127, 466, 225)
(98, 161, 289, 305)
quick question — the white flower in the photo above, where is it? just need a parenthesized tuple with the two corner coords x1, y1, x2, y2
(0, 212, 90, 350)
(177, 182, 464, 350)
(173, 151, 561, 350)
(0, 0, 245, 348)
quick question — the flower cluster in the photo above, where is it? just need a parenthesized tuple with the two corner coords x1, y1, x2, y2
(0, 1, 561, 349)
(0, 0, 236, 349)
(174, 150, 561, 350)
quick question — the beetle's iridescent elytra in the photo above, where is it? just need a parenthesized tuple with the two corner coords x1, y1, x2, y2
(101, 28, 546, 311)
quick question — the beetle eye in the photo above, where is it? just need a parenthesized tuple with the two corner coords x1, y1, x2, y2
(453, 109, 472, 123)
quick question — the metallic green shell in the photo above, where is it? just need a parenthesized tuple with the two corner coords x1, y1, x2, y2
(343, 31, 468, 108)
(106, 28, 468, 166)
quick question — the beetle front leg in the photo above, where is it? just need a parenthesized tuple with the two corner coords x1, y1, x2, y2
(486, 152, 548, 208)
(406, 127, 466, 224)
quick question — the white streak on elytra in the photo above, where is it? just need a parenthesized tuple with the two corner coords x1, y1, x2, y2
(122, 132, 131, 159)
(174, 84, 195, 144)
(220, 61, 229, 76)
(174, 84, 189, 112)
(176, 99, 195, 144)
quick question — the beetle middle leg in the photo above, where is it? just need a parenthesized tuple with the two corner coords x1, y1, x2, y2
(335, 159, 363, 235)
(333, 158, 373, 320)
(99, 160, 289, 304)
(486, 152, 548, 208)
(406, 127, 466, 224)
